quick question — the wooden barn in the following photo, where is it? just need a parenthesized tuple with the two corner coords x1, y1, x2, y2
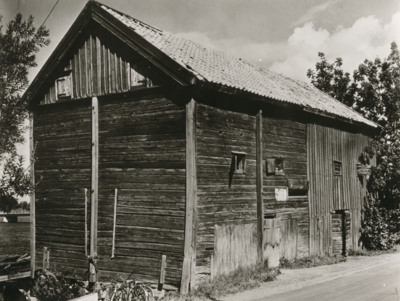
(23, 1, 378, 293)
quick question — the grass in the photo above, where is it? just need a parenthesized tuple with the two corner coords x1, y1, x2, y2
(347, 246, 398, 257)
(161, 264, 280, 301)
(279, 255, 346, 269)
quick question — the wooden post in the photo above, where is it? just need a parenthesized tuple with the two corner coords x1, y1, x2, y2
(85, 188, 88, 256)
(111, 188, 118, 258)
(29, 112, 36, 278)
(210, 255, 214, 280)
(158, 255, 167, 291)
(42, 247, 46, 270)
(256, 110, 264, 263)
(90, 96, 99, 283)
(181, 99, 197, 294)
(43, 247, 50, 270)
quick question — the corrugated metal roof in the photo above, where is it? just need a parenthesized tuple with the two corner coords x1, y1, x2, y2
(100, 5, 377, 128)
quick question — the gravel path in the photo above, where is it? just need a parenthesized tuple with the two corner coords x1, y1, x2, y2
(221, 251, 400, 301)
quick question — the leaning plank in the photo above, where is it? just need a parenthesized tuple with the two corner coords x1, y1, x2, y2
(0, 271, 31, 282)
(85, 188, 88, 256)
(111, 188, 118, 258)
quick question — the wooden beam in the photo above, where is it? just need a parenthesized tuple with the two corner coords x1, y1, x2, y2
(29, 113, 36, 278)
(111, 188, 118, 258)
(89, 96, 99, 282)
(181, 99, 197, 294)
(256, 110, 264, 263)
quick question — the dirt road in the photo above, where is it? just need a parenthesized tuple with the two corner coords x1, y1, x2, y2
(221, 251, 400, 301)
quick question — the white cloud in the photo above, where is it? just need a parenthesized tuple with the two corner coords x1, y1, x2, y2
(271, 12, 400, 81)
(176, 10, 400, 82)
(294, 0, 341, 26)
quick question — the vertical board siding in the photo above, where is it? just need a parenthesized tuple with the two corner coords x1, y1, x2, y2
(307, 123, 370, 255)
(262, 117, 309, 258)
(195, 103, 257, 279)
(212, 223, 258, 277)
(97, 96, 186, 286)
(40, 34, 148, 105)
(280, 219, 299, 260)
(34, 103, 91, 279)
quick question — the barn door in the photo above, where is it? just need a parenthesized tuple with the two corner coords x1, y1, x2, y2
(331, 210, 350, 255)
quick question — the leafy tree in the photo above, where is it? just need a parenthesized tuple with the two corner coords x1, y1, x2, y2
(307, 53, 354, 107)
(308, 42, 400, 249)
(307, 42, 400, 209)
(18, 200, 30, 211)
(0, 14, 49, 212)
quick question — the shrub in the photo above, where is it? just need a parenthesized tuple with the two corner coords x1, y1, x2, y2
(31, 270, 85, 301)
(360, 194, 398, 250)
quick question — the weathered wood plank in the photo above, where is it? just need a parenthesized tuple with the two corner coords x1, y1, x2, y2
(181, 99, 197, 294)
(256, 110, 263, 264)
(111, 188, 117, 258)
(90, 96, 99, 282)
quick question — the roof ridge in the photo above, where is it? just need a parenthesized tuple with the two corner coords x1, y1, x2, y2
(98, 2, 164, 34)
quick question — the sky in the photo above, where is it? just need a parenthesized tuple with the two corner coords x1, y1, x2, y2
(1, 0, 400, 167)
(1, 0, 399, 83)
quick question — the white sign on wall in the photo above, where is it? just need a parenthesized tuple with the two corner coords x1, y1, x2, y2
(275, 187, 288, 201)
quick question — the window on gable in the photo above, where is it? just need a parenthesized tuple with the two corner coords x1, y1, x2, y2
(231, 152, 246, 174)
(130, 66, 154, 89)
(334, 161, 342, 176)
(56, 73, 72, 99)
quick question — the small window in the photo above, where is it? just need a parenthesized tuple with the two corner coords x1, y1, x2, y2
(334, 161, 342, 176)
(275, 158, 284, 175)
(266, 157, 285, 175)
(231, 152, 246, 173)
(56, 74, 71, 98)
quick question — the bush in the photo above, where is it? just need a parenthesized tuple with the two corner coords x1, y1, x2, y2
(31, 270, 85, 301)
(360, 194, 398, 250)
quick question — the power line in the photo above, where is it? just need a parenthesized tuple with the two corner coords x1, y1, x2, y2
(41, 0, 61, 27)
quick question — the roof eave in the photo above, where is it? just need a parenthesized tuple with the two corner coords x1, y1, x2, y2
(198, 81, 379, 133)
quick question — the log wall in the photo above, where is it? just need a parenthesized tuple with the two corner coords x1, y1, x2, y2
(262, 117, 309, 258)
(34, 102, 92, 279)
(97, 96, 186, 286)
(195, 103, 258, 280)
(195, 103, 310, 280)
(307, 123, 370, 255)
